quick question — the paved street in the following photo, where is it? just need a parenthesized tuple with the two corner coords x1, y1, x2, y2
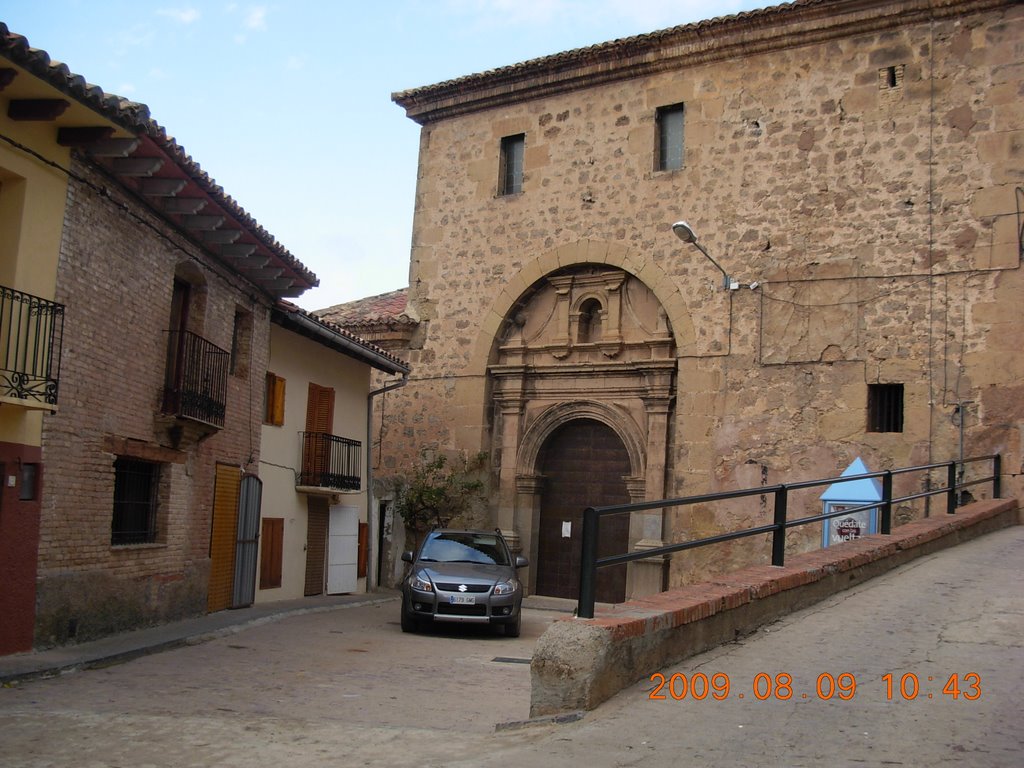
(1, 526, 1022, 767)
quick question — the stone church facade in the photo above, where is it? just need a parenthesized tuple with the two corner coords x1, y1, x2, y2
(325, 0, 1023, 597)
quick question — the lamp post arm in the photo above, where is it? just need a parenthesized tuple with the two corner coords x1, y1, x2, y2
(692, 240, 730, 289)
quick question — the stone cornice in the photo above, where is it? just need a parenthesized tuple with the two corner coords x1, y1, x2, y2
(392, 0, 1011, 125)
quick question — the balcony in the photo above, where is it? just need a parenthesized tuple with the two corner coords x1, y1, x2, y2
(297, 431, 362, 493)
(0, 284, 64, 410)
(162, 330, 228, 428)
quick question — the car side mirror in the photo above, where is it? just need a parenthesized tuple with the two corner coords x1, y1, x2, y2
(514, 555, 529, 568)
(401, 551, 414, 563)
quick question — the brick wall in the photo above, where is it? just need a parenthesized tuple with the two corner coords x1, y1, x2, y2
(37, 158, 271, 646)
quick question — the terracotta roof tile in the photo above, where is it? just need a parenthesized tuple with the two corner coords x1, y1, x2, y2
(316, 288, 416, 329)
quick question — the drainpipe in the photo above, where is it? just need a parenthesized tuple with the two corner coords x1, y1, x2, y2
(367, 374, 408, 591)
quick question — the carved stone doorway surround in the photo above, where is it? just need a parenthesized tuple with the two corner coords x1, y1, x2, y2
(488, 264, 675, 601)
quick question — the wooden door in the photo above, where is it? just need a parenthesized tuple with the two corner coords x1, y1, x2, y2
(535, 419, 630, 603)
(304, 496, 329, 596)
(208, 463, 241, 612)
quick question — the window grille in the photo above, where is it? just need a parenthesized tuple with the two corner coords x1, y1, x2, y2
(868, 383, 904, 433)
(112, 457, 161, 545)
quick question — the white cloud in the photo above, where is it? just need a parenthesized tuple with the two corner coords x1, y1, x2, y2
(156, 7, 202, 24)
(244, 6, 268, 30)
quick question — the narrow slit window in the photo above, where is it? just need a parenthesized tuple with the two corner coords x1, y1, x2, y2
(499, 134, 525, 196)
(656, 103, 685, 172)
(867, 384, 904, 433)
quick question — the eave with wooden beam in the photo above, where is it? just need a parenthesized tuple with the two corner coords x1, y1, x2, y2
(0, 30, 318, 300)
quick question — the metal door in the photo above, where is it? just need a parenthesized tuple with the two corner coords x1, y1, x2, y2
(327, 505, 359, 594)
(232, 474, 262, 608)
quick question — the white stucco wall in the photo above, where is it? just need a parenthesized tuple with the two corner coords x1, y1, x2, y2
(255, 323, 372, 603)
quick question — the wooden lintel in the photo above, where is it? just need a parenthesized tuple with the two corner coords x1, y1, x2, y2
(139, 178, 187, 196)
(110, 157, 165, 176)
(201, 229, 242, 244)
(8, 98, 70, 121)
(57, 126, 116, 147)
(161, 197, 207, 215)
(87, 137, 142, 157)
(182, 214, 225, 230)
(0, 68, 17, 91)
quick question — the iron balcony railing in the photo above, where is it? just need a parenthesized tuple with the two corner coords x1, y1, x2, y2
(298, 431, 362, 491)
(577, 454, 1002, 619)
(162, 330, 228, 427)
(0, 284, 64, 407)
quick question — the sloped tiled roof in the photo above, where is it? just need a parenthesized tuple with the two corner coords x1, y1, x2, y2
(392, 0, 996, 124)
(273, 300, 410, 375)
(0, 23, 318, 297)
(317, 288, 416, 330)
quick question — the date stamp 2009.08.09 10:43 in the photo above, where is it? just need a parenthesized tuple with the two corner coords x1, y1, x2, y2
(648, 671, 982, 703)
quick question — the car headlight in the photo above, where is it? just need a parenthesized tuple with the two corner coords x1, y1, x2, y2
(493, 578, 519, 596)
(409, 573, 433, 592)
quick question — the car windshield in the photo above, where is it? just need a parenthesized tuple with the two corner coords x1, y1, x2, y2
(419, 532, 511, 566)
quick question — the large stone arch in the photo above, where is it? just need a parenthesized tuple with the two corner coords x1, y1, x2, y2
(467, 239, 697, 372)
(516, 400, 646, 481)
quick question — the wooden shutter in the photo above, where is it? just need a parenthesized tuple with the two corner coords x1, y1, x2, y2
(259, 517, 284, 589)
(303, 383, 334, 483)
(208, 463, 241, 612)
(264, 373, 285, 426)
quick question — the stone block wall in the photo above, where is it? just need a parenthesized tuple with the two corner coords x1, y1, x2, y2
(384, 0, 1023, 588)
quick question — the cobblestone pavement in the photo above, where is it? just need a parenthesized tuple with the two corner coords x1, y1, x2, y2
(2, 528, 1022, 767)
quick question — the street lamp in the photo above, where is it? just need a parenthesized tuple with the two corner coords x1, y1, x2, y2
(671, 220, 731, 290)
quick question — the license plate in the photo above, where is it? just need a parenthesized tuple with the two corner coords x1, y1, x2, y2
(449, 595, 476, 605)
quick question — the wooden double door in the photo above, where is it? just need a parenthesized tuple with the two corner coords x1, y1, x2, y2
(535, 419, 629, 603)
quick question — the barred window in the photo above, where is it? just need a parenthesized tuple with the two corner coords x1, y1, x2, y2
(867, 384, 904, 433)
(111, 457, 161, 545)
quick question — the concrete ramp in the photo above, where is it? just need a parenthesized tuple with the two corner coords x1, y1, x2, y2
(530, 498, 1020, 715)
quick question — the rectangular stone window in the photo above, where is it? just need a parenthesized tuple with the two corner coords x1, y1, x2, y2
(867, 383, 904, 433)
(655, 103, 685, 171)
(111, 457, 161, 545)
(498, 134, 525, 196)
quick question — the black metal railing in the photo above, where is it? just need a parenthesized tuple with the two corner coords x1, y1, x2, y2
(162, 330, 228, 427)
(578, 454, 1002, 618)
(297, 431, 362, 491)
(0, 284, 64, 406)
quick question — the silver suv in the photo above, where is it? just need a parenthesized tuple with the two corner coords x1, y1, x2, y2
(400, 529, 528, 637)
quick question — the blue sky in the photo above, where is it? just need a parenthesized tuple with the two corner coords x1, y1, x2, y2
(3, 0, 769, 310)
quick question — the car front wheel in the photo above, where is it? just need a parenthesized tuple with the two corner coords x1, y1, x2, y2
(502, 611, 521, 638)
(401, 607, 418, 633)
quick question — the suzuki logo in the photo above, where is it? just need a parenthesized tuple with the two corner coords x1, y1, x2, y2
(458, 584, 468, 592)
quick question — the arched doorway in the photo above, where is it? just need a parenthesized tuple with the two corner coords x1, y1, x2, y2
(535, 418, 629, 603)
